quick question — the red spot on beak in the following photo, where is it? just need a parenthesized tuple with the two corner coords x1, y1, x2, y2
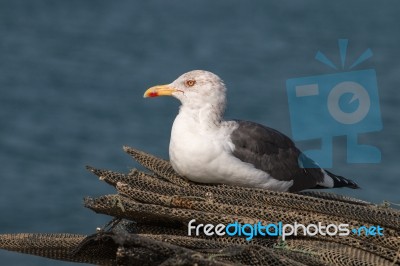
(148, 91, 158, 97)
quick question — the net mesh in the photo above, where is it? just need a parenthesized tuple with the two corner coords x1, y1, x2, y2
(0, 146, 399, 265)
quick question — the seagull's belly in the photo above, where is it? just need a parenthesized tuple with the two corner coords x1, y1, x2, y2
(169, 133, 223, 180)
(169, 131, 293, 191)
(168, 114, 293, 191)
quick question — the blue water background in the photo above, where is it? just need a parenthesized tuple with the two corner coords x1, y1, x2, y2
(0, 1, 399, 265)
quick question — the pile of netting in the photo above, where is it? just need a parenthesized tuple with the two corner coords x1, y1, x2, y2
(0, 146, 399, 265)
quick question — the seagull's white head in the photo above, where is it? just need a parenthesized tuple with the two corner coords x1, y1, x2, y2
(144, 70, 227, 110)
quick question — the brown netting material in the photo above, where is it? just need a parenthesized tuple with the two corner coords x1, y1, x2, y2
(0, 146, 399, 265)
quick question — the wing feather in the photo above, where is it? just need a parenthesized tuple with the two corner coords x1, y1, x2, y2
(230, 120, 323, 191)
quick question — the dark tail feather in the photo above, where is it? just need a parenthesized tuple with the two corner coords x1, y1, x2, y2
(325, 170, 360, 189)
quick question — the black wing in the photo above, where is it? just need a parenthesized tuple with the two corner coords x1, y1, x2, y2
(229, 120, 324, 192)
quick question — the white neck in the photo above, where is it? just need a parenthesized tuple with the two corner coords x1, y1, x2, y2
(177, 102, 225, 131)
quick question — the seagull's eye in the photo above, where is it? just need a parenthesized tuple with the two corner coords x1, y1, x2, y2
(184, 79, 196, 87)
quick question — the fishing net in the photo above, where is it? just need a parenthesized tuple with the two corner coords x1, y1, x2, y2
(0, 146, 399, 265)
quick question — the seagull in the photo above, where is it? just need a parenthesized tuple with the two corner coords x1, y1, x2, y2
(143, 70, 359, 192)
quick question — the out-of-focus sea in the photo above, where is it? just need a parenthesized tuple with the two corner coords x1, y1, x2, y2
(0, 1, 399, 265)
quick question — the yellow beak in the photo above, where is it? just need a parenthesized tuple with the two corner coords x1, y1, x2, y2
(143, 84, 177, 98)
